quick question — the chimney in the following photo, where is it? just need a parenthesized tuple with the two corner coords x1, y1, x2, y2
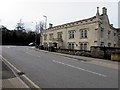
(49, 23, 53, 28)
(111, 24, 113, 26)
(102, 7, 107, 15)
(96, 7, 100, 17)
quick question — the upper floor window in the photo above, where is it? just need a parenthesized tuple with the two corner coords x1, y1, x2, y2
(100, 30, 103, 38)
(81, 30, 84, 38)
(114, 33, 116, 36)
(108, 31, 111, 40)
(58, 32, 62, 39)
(84, 30, 87, 38)
(80, 29, 88, 38)
(44, 34, 47, 41)
(49, 33, 53, 40)
(100, 28, 104, 38)
(69, 31, 74, 39)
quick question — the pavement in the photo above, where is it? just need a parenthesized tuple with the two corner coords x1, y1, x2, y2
(33, 47, 119, 69)
(1, 58, 29, 89)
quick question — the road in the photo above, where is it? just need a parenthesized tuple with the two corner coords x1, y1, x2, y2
(2, 46, 118, 88)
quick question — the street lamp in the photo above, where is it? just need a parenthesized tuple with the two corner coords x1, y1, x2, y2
(43, 15, 47, 29)
(31, 21, 37, 47)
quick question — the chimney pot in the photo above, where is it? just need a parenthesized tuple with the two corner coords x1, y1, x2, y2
(102, 7, 107, 15)
(49, 23, 53, 28)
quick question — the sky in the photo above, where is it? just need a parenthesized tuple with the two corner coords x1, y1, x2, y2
(0, 0, 119, 31)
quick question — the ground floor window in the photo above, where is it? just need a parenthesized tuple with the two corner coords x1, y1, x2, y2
(114, 44, 116, 47)
(68, 43, 74, 50)
(49, 43, 53, 47)
(84, 43, 87, 50)
(80, 43, 88, 50)
(53, 43, 57, 48)
(80, 43, 83, 50)
(44, 43, 48, 47)
(100, 42, 104, 47)
(108, 43, 111, 47)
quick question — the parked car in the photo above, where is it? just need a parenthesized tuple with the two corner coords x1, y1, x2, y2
(28, 42, 35, 46)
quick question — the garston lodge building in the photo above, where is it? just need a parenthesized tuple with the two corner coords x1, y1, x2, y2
(41, 7, 120, 50)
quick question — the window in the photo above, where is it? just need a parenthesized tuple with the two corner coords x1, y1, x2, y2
(100, 30, 103, 38)
(84, 30, 87, 38)
(44, 43, 48, 47)
(49, 33, 53, 40)
(84, 43, 87, 50)
(80, 29, 88, 38)
(100, 42, 104, 47)
(108, 31, 111, 40)
(80, 43, 88, 50)
(114, 33, 116, 36)
(44, 34, 47, 41)
(71, 43, 74, 49)
(58, 32, 62, 39)
(100, 28, 104, 38)
(108, 43, 111, 47)
(69, 31, 74, 39)
(114, 44, 116, 47)
(80, 43, 83, 50)
(68, 43, 74, 49)
(49, 43, 53, 47)
(68, 43, 71, 49)
(81, 30, 84, 38)
(114, 33, 116, 41)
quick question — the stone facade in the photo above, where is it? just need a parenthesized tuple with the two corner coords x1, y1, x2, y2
(41, 7, 120, 50)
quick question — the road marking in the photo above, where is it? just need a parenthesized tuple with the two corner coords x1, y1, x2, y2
(6, 46, 10, 48)
(0, 55, 41, 89)
(5, 46, 17, 48)
(25, 52, 41, 58)
(52, 60, 107, 77)
(22, 75, 40, 88)
(29, 47, 35, 49)
(1, 55, 21, 72)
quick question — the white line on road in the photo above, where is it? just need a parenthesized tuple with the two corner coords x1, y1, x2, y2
(5, 46, 17, 48)
(25, 52, 41, 58)
(52, 60, 107, 77)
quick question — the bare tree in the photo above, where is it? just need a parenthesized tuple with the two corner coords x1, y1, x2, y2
(35, 21, 44, 33)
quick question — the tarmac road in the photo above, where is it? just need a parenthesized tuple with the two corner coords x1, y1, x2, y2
(2, 46, 119, 89)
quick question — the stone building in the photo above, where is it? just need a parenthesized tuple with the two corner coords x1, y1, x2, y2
(41, 7, 120, 50)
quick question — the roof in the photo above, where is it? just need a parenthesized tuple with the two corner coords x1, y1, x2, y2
(46, 16, 97, 30)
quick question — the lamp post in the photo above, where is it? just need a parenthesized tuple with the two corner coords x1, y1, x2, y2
(43, 15, 47, 29)
(31, 21, 37, 47)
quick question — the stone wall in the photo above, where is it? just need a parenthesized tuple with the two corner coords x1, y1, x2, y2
(91, 46, 120, 59)
(111, 53, 120, 61)
(56, 49, 91, 57)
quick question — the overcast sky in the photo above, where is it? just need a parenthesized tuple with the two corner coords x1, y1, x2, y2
(0, 0, 119, 30)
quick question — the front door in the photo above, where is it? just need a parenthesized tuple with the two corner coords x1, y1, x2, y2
(53, 43, 57, 48)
